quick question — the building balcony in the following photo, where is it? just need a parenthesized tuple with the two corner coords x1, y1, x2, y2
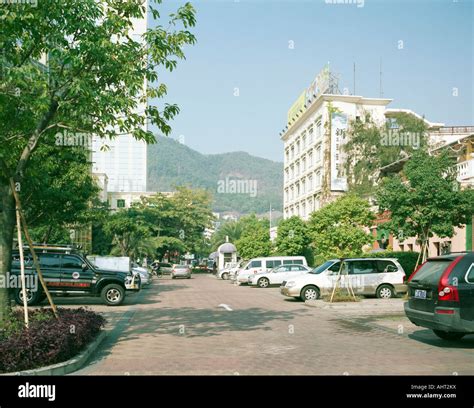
(456, 158, 474, 184)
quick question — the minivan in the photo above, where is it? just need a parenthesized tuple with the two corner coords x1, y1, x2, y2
(280, 257, 406, 300)
(234, 256, 307, 284)
(404, 252, 474, 340)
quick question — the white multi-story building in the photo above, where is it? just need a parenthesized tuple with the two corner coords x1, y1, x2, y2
(92, 1, 149, 194)
(281, 69, 391, 220)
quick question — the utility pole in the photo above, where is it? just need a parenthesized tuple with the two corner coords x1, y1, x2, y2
(353, 62, 356, 95)
(379, 57, 383, 98)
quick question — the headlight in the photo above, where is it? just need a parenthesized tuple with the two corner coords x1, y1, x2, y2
(286, 281, 296, 288)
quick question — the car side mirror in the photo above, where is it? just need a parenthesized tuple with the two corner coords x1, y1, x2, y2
(82, 263, 88, 271)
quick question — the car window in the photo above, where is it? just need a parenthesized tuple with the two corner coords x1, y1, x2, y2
(350, 260, 376, 275)
(328, 262, 341, 273)
(290, 265, 304, 271)
(466, 264, 474, 283)
(251, 260, 262, 268)
(411, 260, 452, 285)
(61, 255, 83, 269)
(273, 260, 282, 267)
(376, 260, 397, 272)
(292, 259, 303, 265)
(39, 254, 62, 269)
(266, 260, 275, 268)
(12, 254, 34, 269)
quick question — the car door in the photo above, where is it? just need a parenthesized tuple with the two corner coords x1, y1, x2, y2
(60, 254, 94, 292)
(461, 262, 474, 323)
(270, 265, 291, 284)
(36, 253, 63, 291)
(349, 260, 377, 294)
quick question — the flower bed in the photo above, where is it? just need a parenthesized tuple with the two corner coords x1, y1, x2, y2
(0, 308, 106, 373)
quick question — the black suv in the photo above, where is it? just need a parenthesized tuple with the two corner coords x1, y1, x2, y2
(11, 245, 140, 306)
(404, 252, 474, 340)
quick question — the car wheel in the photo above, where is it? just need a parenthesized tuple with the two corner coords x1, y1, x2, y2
(301, 285, 320, 301)
(257, 277, 270, 288)
(376, 284, 394, 299)
(101, 284, 125, 306)
(433, 330, 466, 341)
(14, 288, 41, 306)
(221, 272, 229, 280)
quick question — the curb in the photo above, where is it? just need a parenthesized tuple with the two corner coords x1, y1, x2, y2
(1, 329, 108, 376)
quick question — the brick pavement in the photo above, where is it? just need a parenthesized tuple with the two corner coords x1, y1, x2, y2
(73, 274, 474, 375)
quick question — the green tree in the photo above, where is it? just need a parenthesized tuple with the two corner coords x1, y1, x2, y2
(308, 195, 375, 263)
(235, 216, 271, 259)
(376, 149, 474, 262)
(275, 216, 310, 256)
(0, 0, 196, 322)
(344, 112, 428, 197)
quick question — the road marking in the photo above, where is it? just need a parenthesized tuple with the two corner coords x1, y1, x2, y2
(218, 303, 233, 311)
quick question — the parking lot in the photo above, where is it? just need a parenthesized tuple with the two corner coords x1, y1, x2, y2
(70, 274, 474, 375)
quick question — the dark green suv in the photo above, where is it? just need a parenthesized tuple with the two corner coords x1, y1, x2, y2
(11, 245, 140, 306)
(405, 252, 474, 340)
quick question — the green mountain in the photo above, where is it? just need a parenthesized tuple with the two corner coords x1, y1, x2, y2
(147, 136, 283, 214)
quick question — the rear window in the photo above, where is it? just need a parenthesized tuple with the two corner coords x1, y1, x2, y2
(411, 260, 452, 284)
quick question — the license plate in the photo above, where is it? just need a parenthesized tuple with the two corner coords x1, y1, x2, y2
(414, 289, 427, 299)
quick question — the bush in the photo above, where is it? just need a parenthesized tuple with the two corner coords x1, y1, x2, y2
(360, 251, 420, 276)
(0, 308, 106, 373)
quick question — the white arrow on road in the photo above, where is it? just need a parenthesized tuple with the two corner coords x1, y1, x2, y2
(218, 304, 233, 311)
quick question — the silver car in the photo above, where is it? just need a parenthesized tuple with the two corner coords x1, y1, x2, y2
(171, 264, 192, 279)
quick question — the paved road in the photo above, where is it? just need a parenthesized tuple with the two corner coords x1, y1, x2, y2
(71, 274, 474, 375)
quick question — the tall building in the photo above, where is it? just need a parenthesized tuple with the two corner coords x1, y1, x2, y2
(91, 1, 149, 194)
(281, 65, 391, 220)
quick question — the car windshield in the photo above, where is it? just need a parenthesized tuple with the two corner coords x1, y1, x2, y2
(309, 261, 335, 274)
(174, 265, 188, 269)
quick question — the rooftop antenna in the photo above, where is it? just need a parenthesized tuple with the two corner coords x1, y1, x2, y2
(379, 57, 384, 98)
(353, 61, 356, 95)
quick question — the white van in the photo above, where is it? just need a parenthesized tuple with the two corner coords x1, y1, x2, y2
(234, 256, 307, 284)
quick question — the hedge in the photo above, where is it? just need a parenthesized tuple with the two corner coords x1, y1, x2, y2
(0, 308, 106, 373)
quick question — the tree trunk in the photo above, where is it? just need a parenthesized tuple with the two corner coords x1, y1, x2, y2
(0, 181, 15, 324)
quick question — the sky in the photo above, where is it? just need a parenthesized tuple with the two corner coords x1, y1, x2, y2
(150, 0, 474, 162)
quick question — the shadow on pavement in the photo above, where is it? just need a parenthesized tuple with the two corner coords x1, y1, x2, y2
(408, 329, 474, 349)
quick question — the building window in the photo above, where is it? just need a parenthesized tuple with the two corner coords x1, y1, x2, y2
(308, 150, 313, 168)
(316, 145, 321, 162)
(308, 125, 314, 145)
(302, 132, 306, 150)
(117, 199, 126, 208)
(316, 119, 322, 139)
(315, 171, 321, 187)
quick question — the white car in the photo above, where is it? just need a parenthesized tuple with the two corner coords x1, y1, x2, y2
(218, 262, 243, 280)
(234, 256, 308, 284)
(248, 264, 312, 288)
(280, 258, 407, 301)
(132, 265, 150, 286)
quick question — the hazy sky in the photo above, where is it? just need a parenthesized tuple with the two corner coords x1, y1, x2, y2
(151, 0, 473, 162)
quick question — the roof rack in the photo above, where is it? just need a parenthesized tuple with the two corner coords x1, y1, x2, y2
(15, 243, 83, 253)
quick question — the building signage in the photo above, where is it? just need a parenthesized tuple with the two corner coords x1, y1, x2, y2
(287, 64, 331, 125)
(330, 112, 348, 191)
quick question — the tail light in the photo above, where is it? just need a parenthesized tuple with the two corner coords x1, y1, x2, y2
(437, 256, 463, 302)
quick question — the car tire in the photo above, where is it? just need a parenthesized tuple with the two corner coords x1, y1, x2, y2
(101, 284, 125, 306)
(14, 288, 42, 306)
(433, 330, 466, 341)
(376, 284, 394, 299)
(221, 272, 229, 280)
(257, 277, 270, 288)
(301, 285, 320, 301)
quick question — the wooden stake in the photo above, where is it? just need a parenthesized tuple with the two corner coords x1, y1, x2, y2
(14, 200, 29, 328)
(9, 179, 58, 319)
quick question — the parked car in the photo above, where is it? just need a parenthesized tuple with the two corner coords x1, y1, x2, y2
(155, 262, 173, 275)
(132, 263, 151, 286)
(248, 264, 312, 288)
(218, 261, 245, 280)
(234, 256, 307, 284)
(171, 264, 192, 279)
(404, 252, 474, 340)
(280, 258, 406, 301)
(11, 245, 140, 306)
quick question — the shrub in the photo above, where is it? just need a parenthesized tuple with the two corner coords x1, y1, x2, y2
(0, 308, 106, 373)
(360, 251, 421, 276)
